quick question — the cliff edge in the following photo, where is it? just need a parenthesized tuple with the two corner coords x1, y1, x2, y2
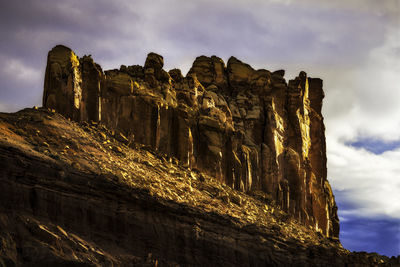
(43, 45, 338, 238)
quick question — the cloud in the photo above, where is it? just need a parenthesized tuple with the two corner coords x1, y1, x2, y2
(323, 19, 400, 237)
(0, 55, 43, 112)
(1, 57, 41, 84)
(328, 138, 400, 219)
(323, 25, 400, 142)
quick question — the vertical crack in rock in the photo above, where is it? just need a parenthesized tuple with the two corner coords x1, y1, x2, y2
(43, 45, 340, 239)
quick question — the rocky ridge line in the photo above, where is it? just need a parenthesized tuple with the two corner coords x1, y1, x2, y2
(43, 45, 339, 239)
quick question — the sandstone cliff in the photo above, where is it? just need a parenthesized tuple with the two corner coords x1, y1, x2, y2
(1, 108, 397, 266)
(43, 45, 339, 239)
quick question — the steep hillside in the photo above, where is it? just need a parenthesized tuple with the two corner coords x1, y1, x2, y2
(0, 108, 398, 266)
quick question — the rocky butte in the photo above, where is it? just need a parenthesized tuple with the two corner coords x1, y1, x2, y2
(0, 45, 398, 266)
(43, 45, 339, 238)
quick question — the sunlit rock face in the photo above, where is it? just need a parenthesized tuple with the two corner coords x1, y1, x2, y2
(43, 45, 339, 238)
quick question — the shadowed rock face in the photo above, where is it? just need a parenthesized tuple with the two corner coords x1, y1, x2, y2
(3, 109, 397, 266)
(43, 45, 339, 239)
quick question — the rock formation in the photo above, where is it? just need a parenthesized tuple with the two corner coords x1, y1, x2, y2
(1, 108, 398, 266)
(43, 45, 339, 239)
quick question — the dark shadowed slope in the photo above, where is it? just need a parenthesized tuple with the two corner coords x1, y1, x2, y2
(0, 108, 398, 266)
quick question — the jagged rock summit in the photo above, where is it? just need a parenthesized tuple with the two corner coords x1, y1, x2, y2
(43, 45, 339, 239)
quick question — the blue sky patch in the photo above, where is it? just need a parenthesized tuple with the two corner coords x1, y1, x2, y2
(347, 138, 400, 154)
(334, 189, 400, 257)
(339, 216, 400, 257)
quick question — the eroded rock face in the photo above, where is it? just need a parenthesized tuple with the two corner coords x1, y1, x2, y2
(2, 109, 398, 266)
(43, 45, 339, 238)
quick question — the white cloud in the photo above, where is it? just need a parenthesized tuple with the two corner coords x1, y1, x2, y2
(0, 55, 43, 112)
(322, 17, 400, 221)
(328, 138, 400, 219)
(341, 26, 400, 141)
(1, 57, 41, 85)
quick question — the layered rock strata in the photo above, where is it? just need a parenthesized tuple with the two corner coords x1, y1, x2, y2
(43, 45, 339, 238)
(2, 109, 398, 266)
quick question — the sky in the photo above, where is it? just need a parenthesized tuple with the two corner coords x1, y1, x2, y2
(0, 0, 399, 257)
